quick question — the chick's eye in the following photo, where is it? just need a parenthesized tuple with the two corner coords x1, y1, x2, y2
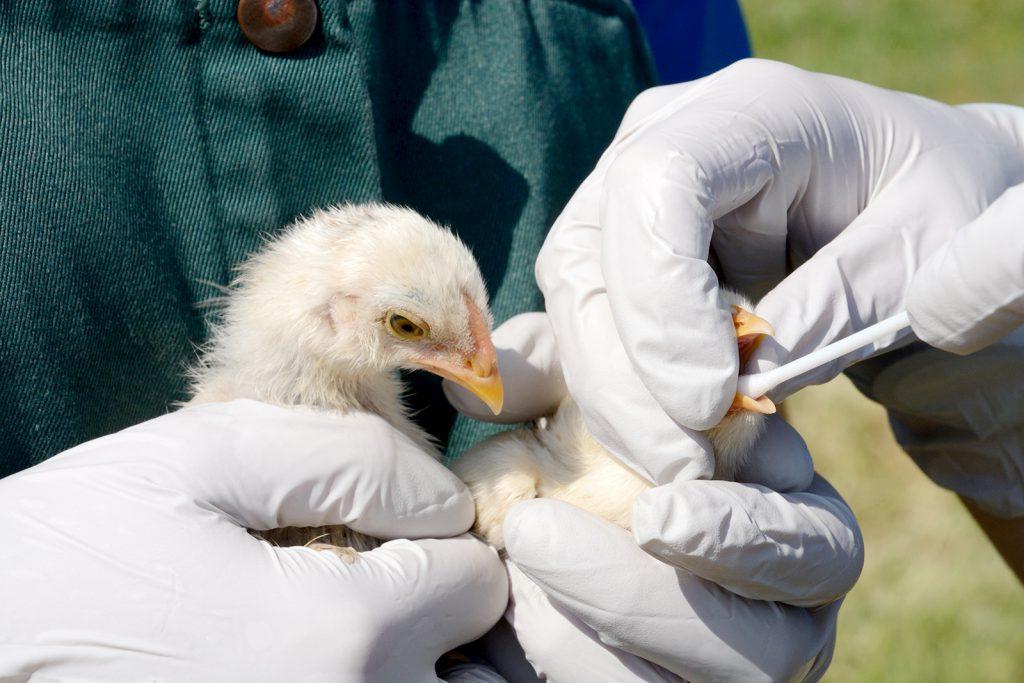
(386, 312, 428, 340)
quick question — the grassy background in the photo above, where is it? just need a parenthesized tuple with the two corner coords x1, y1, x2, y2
(736, 2, 1024, 680)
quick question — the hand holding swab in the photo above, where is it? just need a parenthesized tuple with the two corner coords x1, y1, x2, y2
(737, 311, 913, 400)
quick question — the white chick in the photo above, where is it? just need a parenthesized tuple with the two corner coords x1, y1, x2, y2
(185, 202, 771, 556)
(187, 203, 504, 560)
(452, 291, 775, 549)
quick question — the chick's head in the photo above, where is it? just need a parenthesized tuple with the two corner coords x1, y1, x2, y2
(232, 204, 504, 414)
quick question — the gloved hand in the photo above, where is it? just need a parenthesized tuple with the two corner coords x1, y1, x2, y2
(876, 180, 1024, 522)
(908, 181, 1024, 355)
(446, 315, 863, 682)
(534, 57, 1024, 483)
(0, 400, 508, 683)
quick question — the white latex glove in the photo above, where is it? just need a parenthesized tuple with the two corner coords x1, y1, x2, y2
(0, 400, 508, 683)
(534, 58, 1024, 483)
(446, 315, 863, 682)
(908, 181, 1024, 355)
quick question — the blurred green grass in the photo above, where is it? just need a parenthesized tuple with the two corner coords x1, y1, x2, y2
(738, 1, 1024, 680)
(741, 0, 1024, 105)
(786, 379, 1024, 682)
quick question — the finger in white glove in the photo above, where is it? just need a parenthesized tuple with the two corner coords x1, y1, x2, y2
(0, 401, 507, 682)
(444, 312, 566, 424)
(733, 414, 814, 493)
(503, 561, 682, 683)
(128, 400, 476, 536)
(503, 499, 837, 683)
(538, 167, 717, 484)
(907, 179, 1024, 355)
(633, 474, 862, 608)
(624, 413, 857, 609)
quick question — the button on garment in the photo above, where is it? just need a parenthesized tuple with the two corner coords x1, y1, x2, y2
(237, 0, 318, 53)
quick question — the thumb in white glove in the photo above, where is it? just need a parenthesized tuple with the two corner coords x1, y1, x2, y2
(0, 400, 508, 683)
(907, 177, 1024, 355)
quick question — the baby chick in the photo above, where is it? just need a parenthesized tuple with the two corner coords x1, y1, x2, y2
(187, 202, 772, 556)
(452, 291, 774, 549)
(187, 203, 504, 559)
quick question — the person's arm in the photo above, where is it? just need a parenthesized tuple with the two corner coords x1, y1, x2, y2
(962, 498, 1024, 584)
(0, 401, 507, 681)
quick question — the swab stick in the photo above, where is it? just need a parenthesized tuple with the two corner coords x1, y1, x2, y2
(736, 311, 912, 398)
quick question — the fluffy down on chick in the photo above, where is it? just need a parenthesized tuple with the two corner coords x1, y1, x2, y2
(187, 203, 504, 560)
(452, 291, 774, 549)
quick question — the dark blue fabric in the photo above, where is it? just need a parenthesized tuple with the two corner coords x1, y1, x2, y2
(632, 0, 751, 85)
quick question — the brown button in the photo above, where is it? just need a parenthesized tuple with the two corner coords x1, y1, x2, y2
(237, 0, 318, 53)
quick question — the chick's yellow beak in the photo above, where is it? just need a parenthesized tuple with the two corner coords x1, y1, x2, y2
(414, 351, 504, 416)
(457, 295, 504, 416)
(449, 354, 505, 416)
(414, 294, 504, 416)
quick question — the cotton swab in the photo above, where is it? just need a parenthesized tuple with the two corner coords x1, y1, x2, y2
(736, 311, 913, 398)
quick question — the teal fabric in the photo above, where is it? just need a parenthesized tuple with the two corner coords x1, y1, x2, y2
(0, 1, 656, 475)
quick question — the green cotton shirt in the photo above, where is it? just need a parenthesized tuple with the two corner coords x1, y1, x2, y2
(0, 1, 656, 475)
